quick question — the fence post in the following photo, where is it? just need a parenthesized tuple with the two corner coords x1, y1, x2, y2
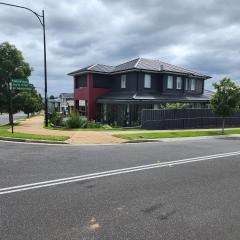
(141, 109, 144, 128)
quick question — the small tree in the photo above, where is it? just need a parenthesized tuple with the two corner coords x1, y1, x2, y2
(15, 89, 43, 117)
(210, 77, 240, 133)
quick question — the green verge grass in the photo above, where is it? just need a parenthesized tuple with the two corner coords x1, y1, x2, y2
(113, 129, 240, 140)
(0, 125, 69, 141)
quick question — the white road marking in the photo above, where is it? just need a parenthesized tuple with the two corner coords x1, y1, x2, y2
(1, 151, 240, 195)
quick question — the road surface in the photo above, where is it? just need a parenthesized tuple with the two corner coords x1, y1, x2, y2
(1, 137, 240, 239)
(0, 112, 26, 125)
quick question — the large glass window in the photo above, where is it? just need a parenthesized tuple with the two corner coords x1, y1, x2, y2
(144, 74, 151, 88)
(167, 76, 173, 89)
(176, 76, 182, 89)
(190, 79, 196, 91)
(121, 74, 126, 88)
(185, 78, 189, 90)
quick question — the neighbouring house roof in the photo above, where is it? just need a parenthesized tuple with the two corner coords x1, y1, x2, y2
(59, 93, 74, 98)
(203, 89, 215, 98)
(48, 98, 61, 103)
(96, 91, 212, 104)
(68, 57, 211, 79)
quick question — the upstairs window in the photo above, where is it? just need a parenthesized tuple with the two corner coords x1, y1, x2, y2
(167, 76, 173, 89)
(185, 78, 189, 90)
(176, 76, 182, 89)
(190, 79, 196, 91)
(76, 75, 87, 88)
(144, 74, 151, 88)
(121, 74, 126, 88)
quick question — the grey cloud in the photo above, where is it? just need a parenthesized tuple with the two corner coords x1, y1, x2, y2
(0, 0, 239, 96)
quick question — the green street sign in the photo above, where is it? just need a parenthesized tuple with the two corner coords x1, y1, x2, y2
(13, 87, 32, 91)
(12, 79, 29, 84)
(11, 79, 33, 91)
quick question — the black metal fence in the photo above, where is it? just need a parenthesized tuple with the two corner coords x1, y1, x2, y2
(141, 108, 240, 130)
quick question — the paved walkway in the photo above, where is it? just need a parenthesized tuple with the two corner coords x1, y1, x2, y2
(14, 116, 126, 144)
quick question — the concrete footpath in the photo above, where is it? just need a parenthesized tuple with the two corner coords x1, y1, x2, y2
(13, 116, 126, 144)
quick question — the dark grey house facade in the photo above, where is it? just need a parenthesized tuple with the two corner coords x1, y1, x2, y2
(69, 58, 211, 126)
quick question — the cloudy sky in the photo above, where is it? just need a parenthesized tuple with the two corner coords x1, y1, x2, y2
(0, 0, 239, 96)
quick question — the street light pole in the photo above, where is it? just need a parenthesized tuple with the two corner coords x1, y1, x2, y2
(0, 2, 48, 126)
(42, 10, 48, 127)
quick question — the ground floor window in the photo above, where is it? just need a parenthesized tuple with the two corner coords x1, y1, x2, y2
(75, 100, 87, 116)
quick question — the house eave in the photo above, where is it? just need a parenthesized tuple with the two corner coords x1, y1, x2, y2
(96, 98, 210, 104)
(68, 68, 211, 79)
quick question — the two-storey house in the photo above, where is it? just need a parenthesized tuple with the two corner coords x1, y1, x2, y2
(68, 58, 211, 126)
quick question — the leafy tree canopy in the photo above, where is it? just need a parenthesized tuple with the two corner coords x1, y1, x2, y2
(0, 42, 42, 120)
(15, 89, 43, 117)
(0, 42, 31, 84)
(210, 77, 240, 117)
(210, 77, 240, 132)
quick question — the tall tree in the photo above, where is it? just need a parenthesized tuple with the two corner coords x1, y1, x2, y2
(210, 77, 240, 133)
(0, 42, 32, 123)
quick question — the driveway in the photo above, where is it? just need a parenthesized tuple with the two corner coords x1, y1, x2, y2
(1, 138, 240, 239)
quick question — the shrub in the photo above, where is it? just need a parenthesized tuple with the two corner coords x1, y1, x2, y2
(160, 103, 191, 110)
(102, 124, 112, 129)
(64, 113, 105, 129)
(86, 120, 103, 128)
(65, 112, 84, 128)
(50, 112, 63, 126)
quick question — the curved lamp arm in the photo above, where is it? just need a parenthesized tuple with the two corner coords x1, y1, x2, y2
(0, 2, 43, 26)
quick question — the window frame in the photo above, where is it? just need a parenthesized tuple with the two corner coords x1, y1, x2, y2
(121, 74, 127, 89)
(176, 76, 182, 90)
(144, 74, 151, 89)
(167, 75, 174, 89)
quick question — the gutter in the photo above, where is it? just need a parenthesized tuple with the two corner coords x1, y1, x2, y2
(68, 68, 211, 79)
(0, 137, 68, 144)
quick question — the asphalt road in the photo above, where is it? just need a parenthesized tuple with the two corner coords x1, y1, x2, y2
(1, 137, 240, 239)
(0, 112, 26, 125)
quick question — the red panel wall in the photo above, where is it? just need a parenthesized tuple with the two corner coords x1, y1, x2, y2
(74, 73, 110, 119)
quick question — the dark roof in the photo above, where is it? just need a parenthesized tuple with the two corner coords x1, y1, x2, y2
(204, 89, 215, 98)
(60, 93, 73, 98)
(68, 57, 211, 79)
(96, 91, 211, 104)
(48, 98, 61, 103)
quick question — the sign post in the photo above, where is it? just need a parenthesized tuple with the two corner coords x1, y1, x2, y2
(8, 81, 14, 134)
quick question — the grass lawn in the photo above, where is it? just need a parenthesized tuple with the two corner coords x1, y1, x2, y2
(0, 125, 69, 142)
(113, 129, 240, 140)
